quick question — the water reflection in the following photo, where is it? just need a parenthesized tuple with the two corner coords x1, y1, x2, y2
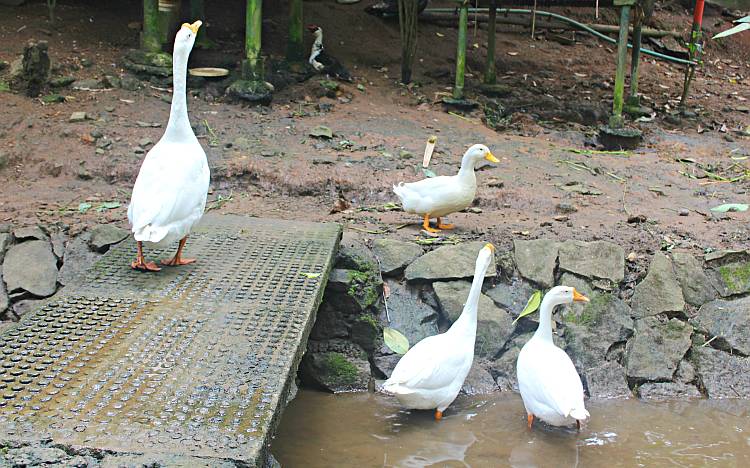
(273, 391, 750, 468)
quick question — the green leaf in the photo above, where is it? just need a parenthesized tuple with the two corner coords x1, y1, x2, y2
(513, 290, 542, 324)
(710, 203, 748, 213)
(96, 201, 121, 212)
(78, 202, 92, 213)
(712, 22, 750, 40)
(422, 168, 437, 178)
(300, 272, 321, 279)
(383, 327, 410, 355)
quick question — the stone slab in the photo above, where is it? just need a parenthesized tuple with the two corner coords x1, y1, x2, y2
(0, 214, 341, 467)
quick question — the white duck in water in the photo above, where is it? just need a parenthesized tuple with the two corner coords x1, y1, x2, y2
(127, 21, 210, 272)
(393, 144, 498, 233)
(382, 243, 495, 420)
(517, 286, 591, 429)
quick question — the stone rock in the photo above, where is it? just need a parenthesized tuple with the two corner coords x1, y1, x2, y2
(638, 382, 701, 400)
(631, 253, 685, 318)
(13, 225, 48, 241)
(0, 232, 9, 264)
(336, 235, 377, 271)
(671, 252, 716, 306)
(490, 334, 531, 392)
(2, 447, 69, 466)
(558, 240, 624, 283)
(225, 79, 273, 106)
(675, 360, 695, 384)
(69, 111, 88, 122)
(0, 277, 8, 315)
(513, 239, 558, 287)
(562, 292, 634, 398)
(2, 240, 58, 297)
(692, 296, 750, 355)
(433, 280, 514, 358)
(12, 298, 45, 318)
(123, 50, 173, 77)
(300, 339, 371, 392)
(372, 239, 423, 276)
(405, 242, 496, 282)
(693, 346, 750, 398)
(350, 313, 381, 354)
(100, 453, 234, 468)
(120, 73, 142, 91)
(372, 354, 402, 379)
(485, 279, 535, 314)
(89, 224, 129, 253)
(10, 40, 50, 97)
(72, 78, 104, 90)
(461, 360, 499, 395)
(310, 299, 349, 340)
(49, 75, 76, 88)
(50, 230, 66, 260)
(625, 317, 692, 382)
(583, 361, 631, 398)
(381, 280, 439, 346)
(708, 257, 750, 297)
(58, 233, 101, 287)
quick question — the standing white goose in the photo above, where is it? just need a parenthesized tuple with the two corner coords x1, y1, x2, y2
(382, 243, 495, 420)
(127, 21, 210, 271)
(516, 286, 590, 429)
(393, 144, 498, 233)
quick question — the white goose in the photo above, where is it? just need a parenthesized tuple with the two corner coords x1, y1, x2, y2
(393, 144, 498, 233)
(517, 286, 590, 429)
(127, 21, 210, 272)
(382, 243, 495, 420)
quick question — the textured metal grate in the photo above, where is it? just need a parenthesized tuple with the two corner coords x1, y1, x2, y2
(0, 214, 341, 465)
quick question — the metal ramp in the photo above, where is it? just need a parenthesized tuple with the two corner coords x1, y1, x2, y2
(0, 214, 342, 466)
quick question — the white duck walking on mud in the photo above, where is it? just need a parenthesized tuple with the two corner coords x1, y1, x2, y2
(393, 144, 498, 233)
(127, 21, 210, 272)
(382, 243, 495, 420)
(517, 286, 591, 429)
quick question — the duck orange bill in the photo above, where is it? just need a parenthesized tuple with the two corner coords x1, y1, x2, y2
(485, 152, 500, 163)
(573, 289, 590, 303)
(484, 243, 495, 252)
(183, 20, 202, 34)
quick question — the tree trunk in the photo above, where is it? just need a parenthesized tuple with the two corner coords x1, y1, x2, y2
(287, 0, 304, 63)
(142, 0, 161, 52)
(398, 0, 419, 84)
(453, 1, 468, 99)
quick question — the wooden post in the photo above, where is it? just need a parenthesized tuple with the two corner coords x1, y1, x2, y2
(243, 0, 263, 80)
(142, 0, 161, 52)
(626, 20, 643, 107)
(287, 0, 304, 63)
(609, 3, 631, 128)
(453, 1, 468, 100)
(483, 0, 497, 85)
(398, 0, 420, 84)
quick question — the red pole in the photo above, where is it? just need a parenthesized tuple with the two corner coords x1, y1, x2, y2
(693, 0, 705, 28)
(679, 0, 705, 109)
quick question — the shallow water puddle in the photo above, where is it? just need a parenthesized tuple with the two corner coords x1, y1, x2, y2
(273, 390, 750, 467)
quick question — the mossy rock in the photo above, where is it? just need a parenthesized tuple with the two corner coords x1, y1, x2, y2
(714, 261, 750, 296)
(350, 314, 382, 353)
(299, 339, 371, 392)
(226, 79, 273, 105)
(346, 269, 381, 311)
(123, 50, 173, 77)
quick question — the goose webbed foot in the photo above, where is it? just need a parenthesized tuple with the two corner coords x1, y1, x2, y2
(422, 214, 441, 233)
(434, 409, 443, 421)
(161, 236, 196, 266)
(131, 241, 161, 272)
(436, 217, 455, 230)
(527, 414, 534, 429)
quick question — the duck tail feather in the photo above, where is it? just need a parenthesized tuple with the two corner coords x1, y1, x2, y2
(569, 407, 590, 421)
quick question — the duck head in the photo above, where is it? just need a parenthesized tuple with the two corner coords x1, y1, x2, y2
(174, 20, 202, 56)
(306, 24, 323, 34)
(544, 286, 589, 308)
(476, 243, 495, 272)
(461, 144, 499, 170)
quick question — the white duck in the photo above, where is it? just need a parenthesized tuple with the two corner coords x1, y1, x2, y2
(382, 243, 495, 420)
(393, 144, 498, 233)
(127, 21, 210, 272)
(516, 286, 591, 429)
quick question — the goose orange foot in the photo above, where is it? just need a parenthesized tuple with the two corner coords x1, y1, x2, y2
(131, 241, 161, 272)
(435, 410, 443, 421)
(527, 414, 534, 429)
(422, 214, 441, 233)
(161, 236, 196, 266)
(436, 217, 454, 230)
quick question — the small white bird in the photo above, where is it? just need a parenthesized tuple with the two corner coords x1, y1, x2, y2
(382, 243, 495, 420)
(127, 21, 210, 272)
(517, 286, 591, 429)
(393, 144, 498, 233)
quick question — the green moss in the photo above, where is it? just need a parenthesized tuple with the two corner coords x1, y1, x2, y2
(565, 294, 610, 327)
(347, 269, 380, 309)
(718, 262, 750, 293)
(351, 314, 382, 353)
(321, 352, 358, 386)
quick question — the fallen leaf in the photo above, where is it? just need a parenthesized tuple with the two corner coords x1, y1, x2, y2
(514, 290, 542, 324)
(78, 202, 92, 214)
(507, 51, 519, 56)
(710, 203, 748, 213)
(300, 272, 321, 279)
(309, 125, 333, 139)
(383, 327, 410, 355)
(422, 168, 437, 178)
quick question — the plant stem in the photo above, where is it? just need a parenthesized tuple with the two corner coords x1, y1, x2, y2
(453, 1, 468, 99)
(287, 0, 304, 63)
(243, 0, 263, 80)
(142, 0, 161, 52)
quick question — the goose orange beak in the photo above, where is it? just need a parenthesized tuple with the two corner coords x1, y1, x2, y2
(183, 20, 202, 34)
(484, 243, 495, 252)
(573, 289, 590, 303)
(485, 152, 499, 163)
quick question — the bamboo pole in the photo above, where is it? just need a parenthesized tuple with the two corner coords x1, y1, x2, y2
(287, 0, 304, 63)
(626, 15, 643, 107)
(483, 0, 497, 85)
(610, 5, 631, 128)
(142, 0, 161, 52)
(244, 0, 263, 80)
(453, 1, 469, 100)
(398, 0, 420, 84)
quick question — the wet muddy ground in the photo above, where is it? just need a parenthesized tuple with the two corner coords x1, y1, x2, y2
(273, 390, 750, 467)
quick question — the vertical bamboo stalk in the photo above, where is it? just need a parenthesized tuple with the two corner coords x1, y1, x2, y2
(244, 0, 263, 80)
(287, 0, 304, 62)
(627, 20, 642, 104)
(142, 0, 161, 52)
(398, 0, 419, 84)
(483, 0, 497, 85)
(453, 1, 468, 100)
(609, 5, 630, 128)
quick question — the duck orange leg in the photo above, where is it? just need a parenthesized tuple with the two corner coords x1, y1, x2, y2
(435, 409, 443, 421)
(422, 214, 441, 233)
(131, 241, 161, 272)
(436, 217, 455, 230)
(162, 236, 196, 266)
(527, 414, 534, 429)
(577, 420, 581, 431)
